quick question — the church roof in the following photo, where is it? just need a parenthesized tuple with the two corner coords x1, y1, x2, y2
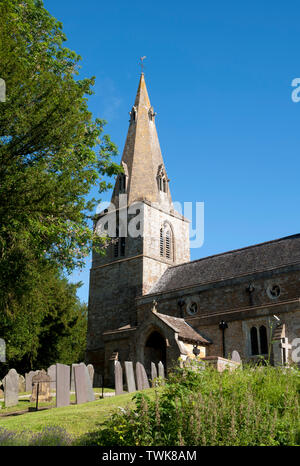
(155, 312, 211, 344)
(150, 234, 300, 294)
(111, 73, 173, 207)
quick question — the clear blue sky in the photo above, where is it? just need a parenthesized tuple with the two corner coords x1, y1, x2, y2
(44, 0, 300, 303)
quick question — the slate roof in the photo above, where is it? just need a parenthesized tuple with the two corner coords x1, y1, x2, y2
(155, 312, 211, 344)
(150, 234, 300, 294)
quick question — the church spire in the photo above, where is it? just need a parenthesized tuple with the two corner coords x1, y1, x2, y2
(111, 72, 173, 208)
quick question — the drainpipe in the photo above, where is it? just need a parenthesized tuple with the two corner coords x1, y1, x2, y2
(219, 320, 228, 358)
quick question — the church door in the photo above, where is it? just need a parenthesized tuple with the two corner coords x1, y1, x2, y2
(144, 331, 166, 376)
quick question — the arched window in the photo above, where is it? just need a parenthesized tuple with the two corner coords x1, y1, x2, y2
(160, 223, 173, 261)
(250, 325, 268, 356)
(250, 327, 259, 355)
(157, 165, 167, 193)
(259, 325, 268, 354)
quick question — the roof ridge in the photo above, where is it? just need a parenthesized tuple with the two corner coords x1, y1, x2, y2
(167, 233, 300, 272)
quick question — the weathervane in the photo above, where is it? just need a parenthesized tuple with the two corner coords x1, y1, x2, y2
(140, 56, 146, 73)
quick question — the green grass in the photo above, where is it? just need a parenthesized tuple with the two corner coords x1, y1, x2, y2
(0, 389, 155, 438)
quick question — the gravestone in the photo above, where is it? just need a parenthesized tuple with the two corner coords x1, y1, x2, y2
(125, 361, 136, 393)
(30, 370, 52, 403)
(74, 365, 88, 404)
(84, 365, 95, 402)
(151, 362, 157, 384)
(47, 364, 56, 390)
(158, 361, 165, 379)
(114, 361, 123, 395)
(136, 362, 150, 390)
(56, 363, 70, 408)
(4, 369, 19, 407)
(71, 362, 85, 391)
(231, 350, 242, 364)
(136, 362, 144, 391)
(19, 375, 25, 393)
(25, 371, 39, 392)
(87, 364, 94, 386)
(141, 363, 150, 389)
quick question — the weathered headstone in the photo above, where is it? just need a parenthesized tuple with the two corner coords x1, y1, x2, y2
(4, 369, 19, 407)
(151, 362, 157, 383)
(125, 361, 136, 393)
(19, 375, 25, 393)
(136, 362, 144, 391)
(140, 363, 150, 389)
(231, 350, 242, 364)
(47, 364, 56, 390)
(136, 362, 149, 390)
(158, 361, 165, 379)
(31, 370, 52, 403)
(84, 365, 95, 402)
(74, 365, 88, 404)
(56, 363, 70, 408)
(114, 361, 123, 395)
(87, 364, 94, 386)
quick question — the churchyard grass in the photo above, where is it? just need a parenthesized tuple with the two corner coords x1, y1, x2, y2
(0, 389, 155, 442)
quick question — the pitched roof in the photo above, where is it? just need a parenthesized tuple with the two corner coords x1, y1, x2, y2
(150, 234, 300, 294)
(111, 73, 173, 207)
(155, 312, 211, 344)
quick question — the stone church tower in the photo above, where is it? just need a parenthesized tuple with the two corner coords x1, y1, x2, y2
(86, 73, 190, 376)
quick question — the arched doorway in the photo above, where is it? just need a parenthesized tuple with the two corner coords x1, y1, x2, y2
(144, 331, 166, 376)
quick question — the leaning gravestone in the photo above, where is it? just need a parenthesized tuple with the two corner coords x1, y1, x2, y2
(47, 364, 56, 390)
(74, 365, 88, 404)
(231, 350, 242, 364)
(114, 361, 123, 395)
(31, 370, 52, 403)
(136, 362, 144, 391)
(4, 369, 19, 407)
(87, 364, 94, 386)
(71, 362, 85, 391)
(56, 363, 70, 408)
(140, 363, 150, 389)
(84, 365, 95, 402)
(151, 362, 158, 384)
(136, 362, 150, 391)
(158, 361, 165, 379)
(125, 361, 136, 393)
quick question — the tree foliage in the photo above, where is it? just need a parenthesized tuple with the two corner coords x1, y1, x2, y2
(0, 0, 121, 371)
(0, 0, 121, 311)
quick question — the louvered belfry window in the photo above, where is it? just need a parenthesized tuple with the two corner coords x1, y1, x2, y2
(160, 224, 173, 261)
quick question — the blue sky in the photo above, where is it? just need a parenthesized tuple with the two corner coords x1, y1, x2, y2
(44, 0, 300, 303)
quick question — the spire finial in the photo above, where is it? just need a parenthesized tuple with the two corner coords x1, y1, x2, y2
(140, 56, 146, 74)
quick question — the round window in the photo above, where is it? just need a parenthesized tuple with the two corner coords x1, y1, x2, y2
(187, 302, 198, 315)
(267, 284, 281, 299)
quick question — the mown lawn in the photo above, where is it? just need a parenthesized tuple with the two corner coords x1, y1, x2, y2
(0, 389, 155, 438)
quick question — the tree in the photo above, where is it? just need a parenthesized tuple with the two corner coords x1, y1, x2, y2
(0, 263, 88, 378)
(0, 0, 121, 312)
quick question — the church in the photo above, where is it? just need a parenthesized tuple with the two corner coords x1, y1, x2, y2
(86, 72, 300, 384)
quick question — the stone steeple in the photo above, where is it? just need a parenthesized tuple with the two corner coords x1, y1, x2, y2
(111, 73, 173, 208)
